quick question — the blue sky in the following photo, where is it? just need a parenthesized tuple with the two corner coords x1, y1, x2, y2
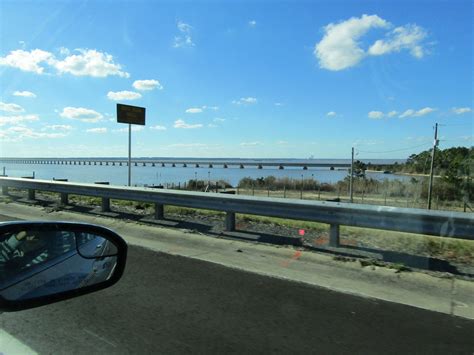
(0, 0, 472, 159)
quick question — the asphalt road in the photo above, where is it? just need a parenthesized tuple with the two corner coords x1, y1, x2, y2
(1, 217, 474, 354)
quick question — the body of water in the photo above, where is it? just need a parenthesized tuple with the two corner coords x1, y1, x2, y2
(1, 158, 409, 187)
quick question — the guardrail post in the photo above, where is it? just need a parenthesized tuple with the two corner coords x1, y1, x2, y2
(154, 203, 164, 219)
(101, 197, 110, 212)
(60, 193, 68, 205)
(95, 182, 110, 212)
(226, 212, 236, 231)
(329, 224, 340, 247)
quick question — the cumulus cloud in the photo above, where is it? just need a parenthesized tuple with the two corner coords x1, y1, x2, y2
(0, 114, 39, 126)
(314, 14, 428, 71)
(0, 48, 129, 78)
(13, 91, 36, 98)
(315, 14, 390, 71)
(174, 21, 195, 48)
(133, 79, 163, 91)
(249, 20, 257, 27)
(0, 49, 54, 74)
(399, 107, 435, 118)
(368, 24, 427, 58)
(185, 107, 203, 114)
(86, 127, 107, 133)
(326, 111, 337, 117)
(174, 119, 203, 129)
(54, 49, 129, 77)
(208, 123, 218, 128)
(213, 117, 226, 122)
(452, 107, 471, 115)
(107, 91, 142, 101)
(232, 97, 257, 105)
(387, 110, 398, 117)
(368, 111, 384, 119)
(60, 107, 103, 122)
(0, 102, 25, 113)
(150, 125, 167, 130)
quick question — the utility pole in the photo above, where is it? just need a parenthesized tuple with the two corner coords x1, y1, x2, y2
(427, 123, 439, 210)
(349, 147, 354, 203)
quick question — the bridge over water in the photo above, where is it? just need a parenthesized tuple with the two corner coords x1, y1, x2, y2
(0, 158, 353, 170)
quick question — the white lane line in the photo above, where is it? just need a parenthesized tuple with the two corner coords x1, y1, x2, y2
(83, 328, 117, 348)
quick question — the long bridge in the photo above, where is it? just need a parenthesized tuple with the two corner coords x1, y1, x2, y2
(0, 158, 352, 170)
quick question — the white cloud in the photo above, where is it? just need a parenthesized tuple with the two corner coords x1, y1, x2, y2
(167, 143, 209, 148)
(240, 141, 263, 146)
(107, 91, 142, 101)
(213, 117, 226, 122)
(113, 126, 144, 133)
(368, 111, 384, 119)
(54, 49, 129, 78)
(13, 91, 36, 98)
(274, 102, 283, 106)
(399, 109, 415, 118)
(133, 79, 163, 91)
(1, 125, 67, 141)
(173, 119, 203, 129)
(315, 14, 390, 71)
(277, 140, 288, 145)
(314, 15, 428, 71)
(368, 24, 427, 58)
(232, 97, 257, 105)
(185, 107, 203, 114)
(249, 20, 257, 27)
(326, 111, 337, 117)
(387, 110, 398, 117)
(413, 107, 435, 117)
(42, 124, 72, 131)
(399, 107, 435, 118)
(174, 21, 195, 48)
(0, 114, 39, 126)
(0, 49, 55, 74)
(150, 125, 167, 130)
(60, 107, 103, 122)
(86, 127, 107, 133)
(452, 107, 472, 115)
(0, 102, 25, 113)
(0, 48, 129, 78)
(208, 123, 218, 128)
(202, 105, 219, 111)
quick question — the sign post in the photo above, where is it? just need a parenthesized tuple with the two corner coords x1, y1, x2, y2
(117, 104, 146, 186)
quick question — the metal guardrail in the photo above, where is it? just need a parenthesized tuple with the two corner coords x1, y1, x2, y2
(0, 177, 472, 246)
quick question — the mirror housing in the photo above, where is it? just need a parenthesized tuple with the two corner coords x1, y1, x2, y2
(0, 221, 127, 312)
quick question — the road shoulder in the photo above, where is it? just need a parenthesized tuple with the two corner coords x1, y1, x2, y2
(0, 201, 472, 320)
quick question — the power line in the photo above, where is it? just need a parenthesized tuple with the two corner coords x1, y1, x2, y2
(356, 142, 432, 154)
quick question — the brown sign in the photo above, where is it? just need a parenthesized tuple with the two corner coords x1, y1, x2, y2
(117, 104, 146, 125)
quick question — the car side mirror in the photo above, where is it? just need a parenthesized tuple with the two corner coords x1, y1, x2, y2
(0, 222, 127, 312)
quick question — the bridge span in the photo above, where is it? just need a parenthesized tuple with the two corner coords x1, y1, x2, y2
(0, 158, 352, 170)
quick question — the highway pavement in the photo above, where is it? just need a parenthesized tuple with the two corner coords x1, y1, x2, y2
(1, 214, 474, 354)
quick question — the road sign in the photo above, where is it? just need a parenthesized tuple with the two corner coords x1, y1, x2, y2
(117, 104, 146, 125)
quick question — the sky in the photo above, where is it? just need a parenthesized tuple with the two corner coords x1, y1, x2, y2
(0, 0, 472, 159)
